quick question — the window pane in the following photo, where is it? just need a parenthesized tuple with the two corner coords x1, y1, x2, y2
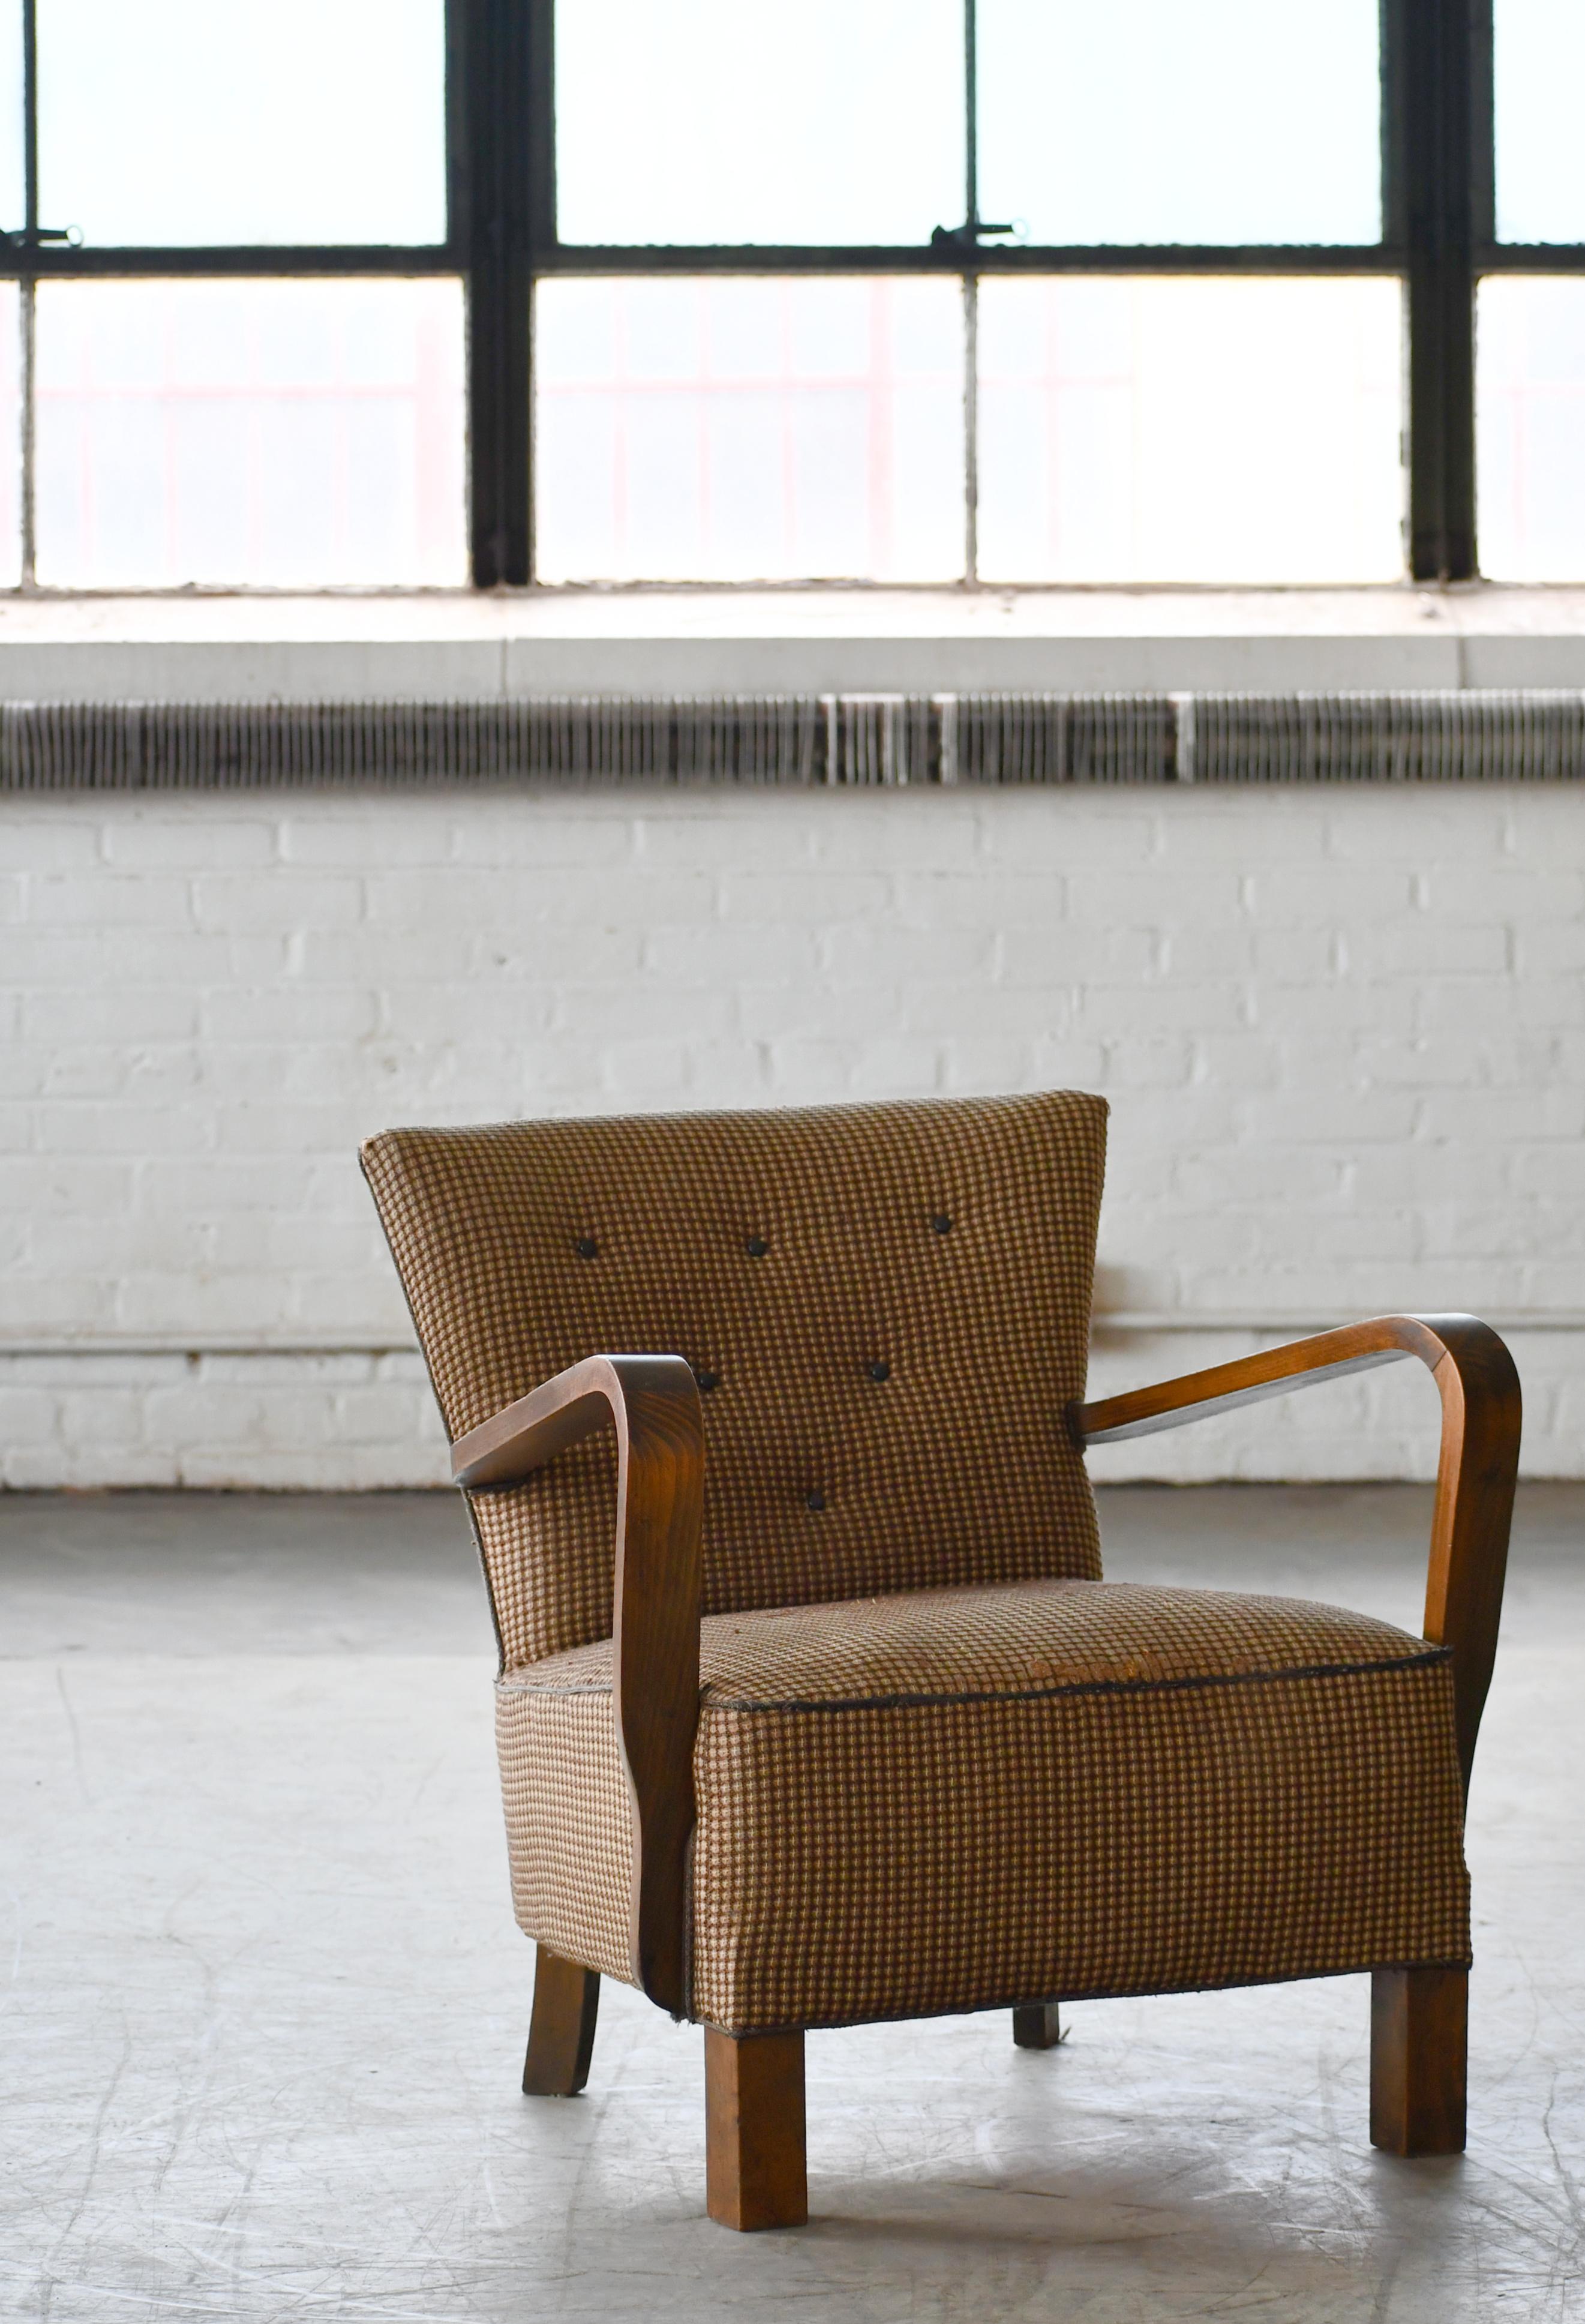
(0, 0, 22, 236)
(34, 280, 466, 586)
(977, 278, 1403, 584)
(1495, 2, 1585, 242)
(1477, 279, 1585, 579)
(38, 0, 446, 247)
(535, 278, 964, 581)
(555, 0, 963, 245)
(0, 284, 21, 584)
(979, 0, 1380, 246)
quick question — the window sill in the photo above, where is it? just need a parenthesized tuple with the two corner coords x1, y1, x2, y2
(0, 584, 1583, 698)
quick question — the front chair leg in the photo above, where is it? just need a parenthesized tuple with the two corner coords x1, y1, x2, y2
(523, 1944, 601, 2097)
(1370, 1966, 1467, 2155)
(704, 2028, 808, 2230)
(1013, 2003, 1065, 2050)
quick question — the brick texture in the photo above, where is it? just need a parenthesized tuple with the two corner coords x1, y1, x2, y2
(1, 785, 1578, 1485)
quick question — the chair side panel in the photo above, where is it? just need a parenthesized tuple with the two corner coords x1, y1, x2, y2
(363, 1090, 1107, 1665)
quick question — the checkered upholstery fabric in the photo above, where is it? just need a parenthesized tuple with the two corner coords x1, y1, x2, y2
(362, 1092, 1108, 1665)
(499, 1581, 1471, 2031)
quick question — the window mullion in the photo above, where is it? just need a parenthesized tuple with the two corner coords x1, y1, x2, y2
(1402, 0, 1479, 579)
(963, 0, 977, 581)
(19, 0, 35, 586)
(464, 0, 538, 588)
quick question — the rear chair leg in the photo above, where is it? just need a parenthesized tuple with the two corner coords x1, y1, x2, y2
(1370, 1966, 1467, 2155)
(1013, 2003, 1065, 2050)
(704, 2028, 808, 2230)
(523, 1944, 601, 2097)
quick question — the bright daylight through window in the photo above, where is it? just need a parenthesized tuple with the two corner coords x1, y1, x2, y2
(11, 0, 464, 587)
(0, 1, 1577, 589)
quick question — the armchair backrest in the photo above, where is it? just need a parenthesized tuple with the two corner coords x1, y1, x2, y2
(362, 1091, 1108, 1668)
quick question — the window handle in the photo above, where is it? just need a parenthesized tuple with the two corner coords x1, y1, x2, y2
(930, 220, 1019, 250)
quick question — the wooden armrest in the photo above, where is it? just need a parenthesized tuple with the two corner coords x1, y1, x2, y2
(1072, 1315, 1521, 1789)
(454, 1354, 704, 2017)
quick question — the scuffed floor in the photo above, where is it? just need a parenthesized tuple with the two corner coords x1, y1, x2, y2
(2, 1484, 1581, 2322)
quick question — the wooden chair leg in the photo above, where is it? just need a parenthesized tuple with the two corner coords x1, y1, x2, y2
(704, 2028, 808, 2230)
(1013, 2003, 1065, 2050)
(1370, 1966, 1467, 2156)
(523, 1944, 601, 2097)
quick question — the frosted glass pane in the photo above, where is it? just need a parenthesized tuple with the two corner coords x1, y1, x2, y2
(980, 0, 1380, 245)
(1478, 280, 1585, 579)
(977, 278, 1403, 584)
(38, 0, 446, 246)
(1495, 2, 1585, 242)
(535, 278, 964, 580)
(0, 1, 22, 238)
(0, 284, 22, 585)
(556, 0, 962, 245)
(34, 280, 466, 586)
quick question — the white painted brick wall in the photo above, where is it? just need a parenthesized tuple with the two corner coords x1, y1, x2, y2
(1, 782, 1580, 1488)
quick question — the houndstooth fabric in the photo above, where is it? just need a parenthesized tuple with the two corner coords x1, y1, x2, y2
(497, 1581, 1472, 2031)
(362, 1092, 1108, 1666)
(495, 1684, 634, 1981)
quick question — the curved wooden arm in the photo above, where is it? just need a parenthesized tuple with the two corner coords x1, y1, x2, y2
(1073, 1315, 1521, 1789)
(454, 1354, 704, 2018)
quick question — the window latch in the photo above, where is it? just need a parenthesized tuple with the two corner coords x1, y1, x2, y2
(930, 220, 1019, 251)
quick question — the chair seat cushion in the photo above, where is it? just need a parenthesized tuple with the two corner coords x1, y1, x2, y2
(496, 1580, 1470, 2034)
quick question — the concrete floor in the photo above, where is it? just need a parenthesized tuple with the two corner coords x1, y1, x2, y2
(4, 1483, 1583, 2323)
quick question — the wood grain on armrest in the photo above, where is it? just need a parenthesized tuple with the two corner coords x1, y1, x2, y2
(1072, 1315, 1521, 1789)
(454, 1354, 704, 2019)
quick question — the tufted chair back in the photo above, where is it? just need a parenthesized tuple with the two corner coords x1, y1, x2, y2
(362, 1091, 1108, 1670)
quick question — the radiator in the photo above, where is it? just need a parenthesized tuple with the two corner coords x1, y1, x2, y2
(1, 692, 1583, 790)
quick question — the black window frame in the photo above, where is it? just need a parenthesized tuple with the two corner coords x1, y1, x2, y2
(3, 0, 1577, 591)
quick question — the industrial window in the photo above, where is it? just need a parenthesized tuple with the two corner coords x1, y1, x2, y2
(0, 1, 1575, 590)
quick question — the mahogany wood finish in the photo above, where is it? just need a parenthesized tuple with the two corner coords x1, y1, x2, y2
(1012, 2004, 1065, 2050)
(704, 2029, 809, 2231)
(1074, 1314, 1521, 1788)
(1370, 1966, 1468, 2155)
(452, 1354, 704, 2018)
(522, 1944, 601, 2097)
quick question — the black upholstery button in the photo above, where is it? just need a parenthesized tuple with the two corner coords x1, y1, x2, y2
(695, 1368, 720, 1395)
(805, 1489, 826, 1513)
(745, 1234, 770, 1259)
(930, 1214, 953, 1236)
(575, 1235, 598, 1260)
(867, 1360, 891, 1383)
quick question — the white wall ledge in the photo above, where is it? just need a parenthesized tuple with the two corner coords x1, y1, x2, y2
(3, 584, 1585, 697)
